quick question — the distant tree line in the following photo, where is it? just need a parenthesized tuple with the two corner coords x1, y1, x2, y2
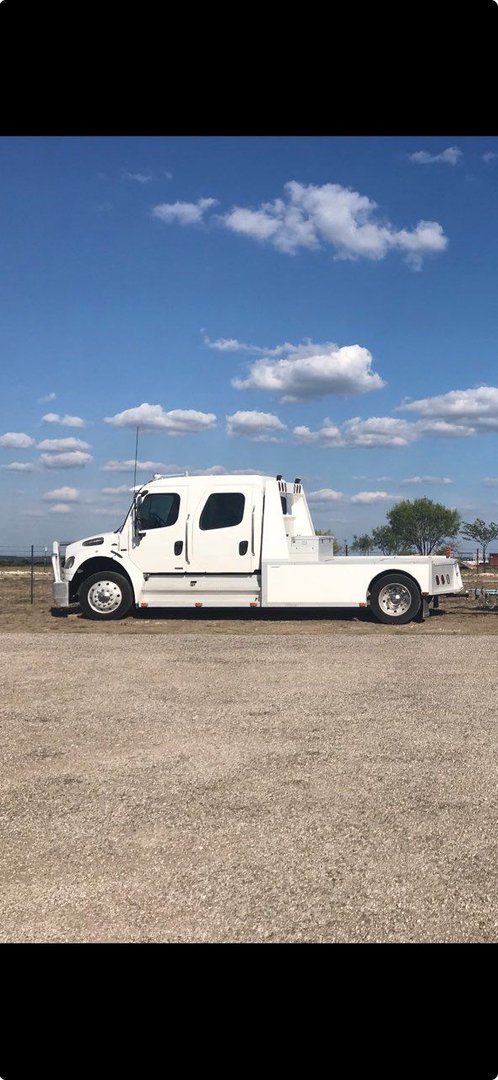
(316, 497, 498, 563)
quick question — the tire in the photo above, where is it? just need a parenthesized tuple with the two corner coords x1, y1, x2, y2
(369, 572, 421, 625)
(79, 571, 133, 621)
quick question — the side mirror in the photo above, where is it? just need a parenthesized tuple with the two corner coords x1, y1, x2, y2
(134, 495, 145, 535)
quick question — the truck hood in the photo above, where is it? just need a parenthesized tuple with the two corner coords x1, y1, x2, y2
(65, 531, 118, 558)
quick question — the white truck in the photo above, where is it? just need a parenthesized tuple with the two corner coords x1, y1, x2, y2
(51, 472, 464, 624)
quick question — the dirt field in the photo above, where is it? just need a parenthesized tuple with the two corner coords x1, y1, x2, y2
(1, 565, 498, 635)
(2, 565, 498, 943)
(2, 627, 498, 942)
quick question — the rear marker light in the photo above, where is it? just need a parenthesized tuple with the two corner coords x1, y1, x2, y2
(250, 602, 258, 607)
(195, 602, 203, 608)
(141, 603, 148, 608)
(359, 602, 367, 607)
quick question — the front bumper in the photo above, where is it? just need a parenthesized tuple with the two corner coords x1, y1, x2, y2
(53, 580, 70, 606)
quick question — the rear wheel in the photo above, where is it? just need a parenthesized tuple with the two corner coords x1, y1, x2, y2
(79, 571, 133, 621)
(369, 572, 421, 625)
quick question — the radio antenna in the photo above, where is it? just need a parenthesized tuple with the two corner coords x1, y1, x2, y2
(133, 426, 139, 492)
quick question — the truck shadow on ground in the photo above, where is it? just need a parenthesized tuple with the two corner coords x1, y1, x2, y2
(51, 605, 448, 624)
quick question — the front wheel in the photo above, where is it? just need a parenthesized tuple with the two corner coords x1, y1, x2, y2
(369, 573, 421, 625)
(79, 571, 133, 621)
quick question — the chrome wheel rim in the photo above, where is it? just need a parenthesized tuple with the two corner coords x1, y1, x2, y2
(87, 579, 122, 614)
(378, 582, 412, 617)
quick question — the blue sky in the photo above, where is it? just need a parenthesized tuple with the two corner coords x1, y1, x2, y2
(2, 135, 498, 550)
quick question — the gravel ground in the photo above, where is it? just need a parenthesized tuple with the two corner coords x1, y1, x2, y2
(1, 630, 498, 942)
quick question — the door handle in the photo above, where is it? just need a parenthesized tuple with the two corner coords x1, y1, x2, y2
(239, 540, 248, 555)
(185, 514, 190, 564)
(174, 540, 183, 556)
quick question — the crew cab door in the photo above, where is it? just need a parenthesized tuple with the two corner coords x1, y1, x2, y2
(189, 484, 261, 573)
(128, 486, 189, 574)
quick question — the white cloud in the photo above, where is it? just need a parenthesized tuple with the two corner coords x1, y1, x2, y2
(101, 459, 168, 473)
(50, 504, 73, 513)
(226, 410, 287, 441)
(205, 333, 335, 359)
(233, 343, 384, 402)
(409, 147, 462, 166)
(401, 475, 453, 486)
(193, 465, 228, 475)
(101, 485, 135, 495)
(308, 488, 344, 502)
(122, 170, 152, 183)
(40, 451, 92, 469)
(307, 487, 398, 505)
(102, 464, 251, 481)
(401, 386, 498, 418)
(415, 419, 475, 438)
(221, 180, 447, 267)
(42, 413, 87, 428)
(293, 421, 340, 445)
(0, 432, 35, 448)
(294, 416, 415, 448)
(0, 461, 35, 472)
(189, 465, 262, 476)
(399, 386, 498, 435)
(37, 392, 56, 403)
(350, 491, 398, 504)
(204, 336, 257, 353)
(37, 437, 91, 451)
(294, 405, 494, 448)
(104, 403, 216, 435)
(481, 478, 498, 487)
(42, 486, 79, 501)
(205, 330, 356, 365)
(152, 197, 217, 226)
(483, 152, 497, 164)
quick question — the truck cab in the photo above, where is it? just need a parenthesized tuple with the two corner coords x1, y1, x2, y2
(52, 472, 463, 624)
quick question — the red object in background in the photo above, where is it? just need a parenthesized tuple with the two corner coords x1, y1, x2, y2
(488, 553, 498, 566)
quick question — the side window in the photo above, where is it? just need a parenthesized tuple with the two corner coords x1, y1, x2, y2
(138, 492, 180, 530)
(199, 492, 245, 531)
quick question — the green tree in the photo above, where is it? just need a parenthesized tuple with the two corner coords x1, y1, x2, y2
(384, 498, 460, 556)
(351, 533, 374, 554)
(460, 518, 498, 564)
(315, 529, 342, 554)
(371, 524, 408, 555)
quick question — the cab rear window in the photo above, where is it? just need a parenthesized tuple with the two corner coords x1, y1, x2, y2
(199, 492, 245, 530)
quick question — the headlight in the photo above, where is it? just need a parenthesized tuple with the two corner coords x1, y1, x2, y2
(65, 556, 75, 570)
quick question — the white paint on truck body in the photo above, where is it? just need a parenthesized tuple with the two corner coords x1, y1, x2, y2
(262, 556, 460, 606)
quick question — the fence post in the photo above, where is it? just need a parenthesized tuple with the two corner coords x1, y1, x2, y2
(30, 544, 34, 604)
